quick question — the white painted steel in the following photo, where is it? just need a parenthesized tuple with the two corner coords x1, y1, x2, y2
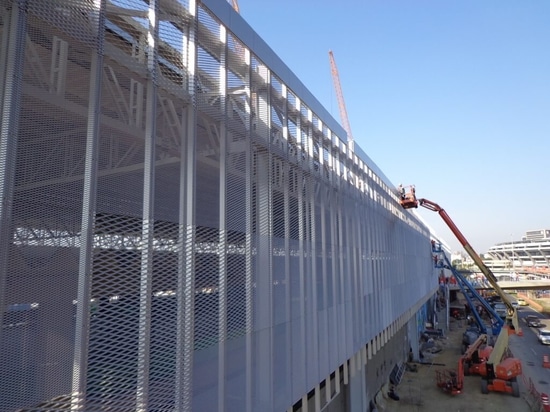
(0, 1, 436, 411)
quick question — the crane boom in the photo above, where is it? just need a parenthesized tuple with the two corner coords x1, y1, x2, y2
(328, 50, 354, 148)
(405, 189, 523, 397)
(418, 199, 515, 317)
(229, 0, 239, 13)
(441, 254, 503, 335)
(399, 191, 521, 335)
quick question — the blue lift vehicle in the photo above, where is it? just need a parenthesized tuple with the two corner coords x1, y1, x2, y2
(438, 253, 504, 338)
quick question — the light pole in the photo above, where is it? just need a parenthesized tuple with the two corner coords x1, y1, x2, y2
(510, 233, 515, 275)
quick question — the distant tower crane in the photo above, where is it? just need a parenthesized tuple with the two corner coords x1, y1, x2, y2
(227, 0, 245, 61)
(229, 0, 239, 13)
(328, 50, 354, 151)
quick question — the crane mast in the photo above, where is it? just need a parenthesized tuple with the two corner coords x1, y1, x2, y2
(231, 0, 240, 13)
(228, 0, 240, 13)
(328, 50, 354, 150)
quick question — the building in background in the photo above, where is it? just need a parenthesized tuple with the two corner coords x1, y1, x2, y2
(486, 230, 550, 270)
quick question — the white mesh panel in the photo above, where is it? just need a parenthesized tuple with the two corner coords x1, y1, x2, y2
(0, 1, 436, 411)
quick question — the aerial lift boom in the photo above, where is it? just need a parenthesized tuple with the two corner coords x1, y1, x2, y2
(453, 272, 488, 334)
(402, 188, 522, 397)
(436, 334, 487, 395)
(403, 195, 520, 335)
(438, 254, 508, 377)
(440, 254, 503, 336)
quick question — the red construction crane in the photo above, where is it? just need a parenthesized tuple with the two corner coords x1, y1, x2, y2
(227, 0, 245, 59)
(328, 50, 354, 149)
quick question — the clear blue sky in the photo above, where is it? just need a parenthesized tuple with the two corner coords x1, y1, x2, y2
(236, 0, 550, 254)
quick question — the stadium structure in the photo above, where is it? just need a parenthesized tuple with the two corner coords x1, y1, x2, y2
(485, 230, 550, 272)
(0, 1, 443, 411)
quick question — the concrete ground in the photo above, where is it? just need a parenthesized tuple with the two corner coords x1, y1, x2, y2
(376, 317, 532, 412)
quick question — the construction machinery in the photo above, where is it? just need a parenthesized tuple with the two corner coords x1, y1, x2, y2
(401, 188, 522, 396)
(436, 334, 488, 395)
(436, 332, 520, 397)
(461, 334, 491, 377)
(397, 184, 417, 209)
(328, 50, 354, 150)
(435, 368, 463, 395)
(439, 254, 504, 339)
(399, 190, 521, 333)
(436, 255, 509, 383)
(228, 0, 239, 12)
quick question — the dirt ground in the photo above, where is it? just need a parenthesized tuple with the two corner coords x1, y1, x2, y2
(375, 317, 533, 412)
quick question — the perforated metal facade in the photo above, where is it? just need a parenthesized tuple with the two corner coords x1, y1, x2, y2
(0, 0, 435, 411)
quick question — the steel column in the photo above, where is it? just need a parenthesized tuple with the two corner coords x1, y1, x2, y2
(71, 1, 106, 409)
(0, 4, 12, 106)
(217, 23, 228, 412)
(0, 0, 27, 346)
(282, 83, 292, 404)
(175, 2, 197, 410)
(244, 47, 253, 412)
(136, 1, 159, 409)
(295, 105, 309, 389)
(255, 65, 272, 409)
(255, 149, 273, 409)
(306, 112, 319, 383)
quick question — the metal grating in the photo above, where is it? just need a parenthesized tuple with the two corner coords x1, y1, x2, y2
(0, 1, 435, 411)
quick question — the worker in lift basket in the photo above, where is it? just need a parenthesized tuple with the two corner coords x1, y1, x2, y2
(398, 184, 405, 199)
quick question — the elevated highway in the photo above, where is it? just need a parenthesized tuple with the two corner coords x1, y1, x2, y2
(449, 280, 550, 291)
